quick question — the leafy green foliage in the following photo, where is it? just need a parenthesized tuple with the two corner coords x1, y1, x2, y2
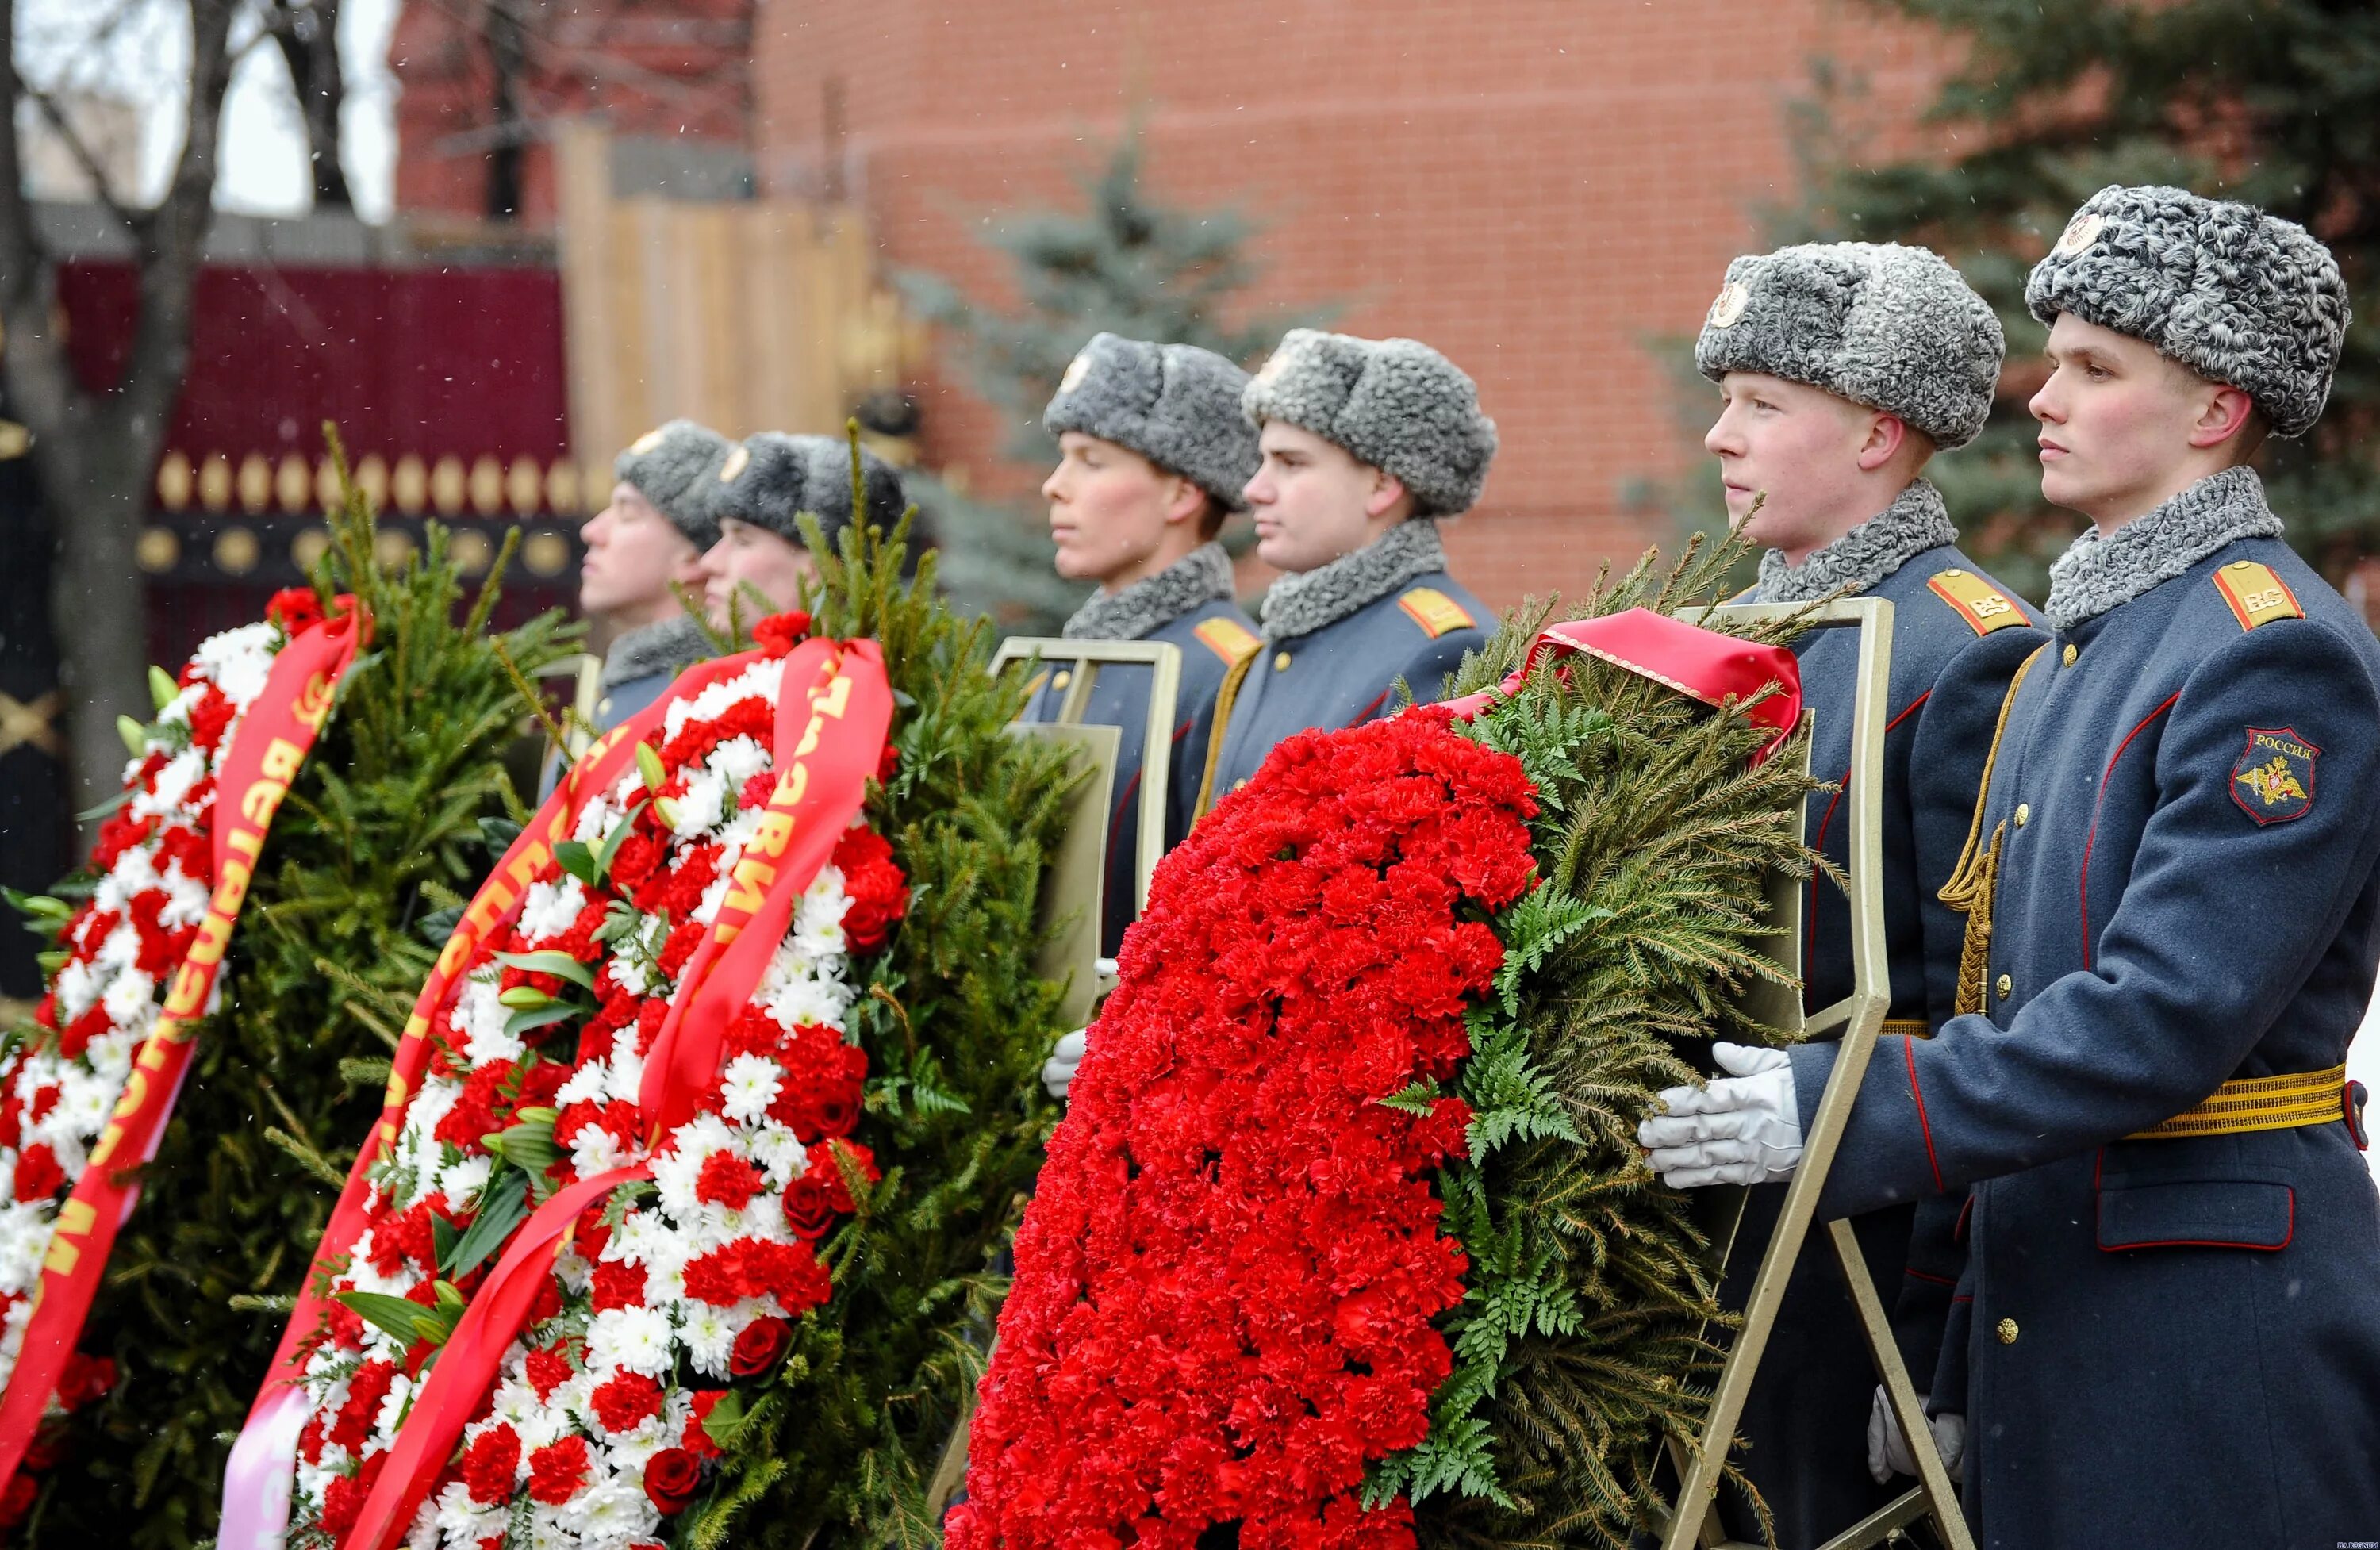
(25, 442, 573, 1548)
(678, 443, 1081, 1548)
(1784, 0, 2380, 595)
(896, 128, 1334, 631)
(1379, 539, 1820, 1546)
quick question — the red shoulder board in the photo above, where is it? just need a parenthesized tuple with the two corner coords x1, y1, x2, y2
(1192, 616, 1261, 665)
(1397, 586, 1475, 640)
(2213, 561, 2304, 631)
(1925, 569, 2030, 635)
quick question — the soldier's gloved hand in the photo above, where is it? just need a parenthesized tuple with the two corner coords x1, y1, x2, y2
(1865, 1384, 1965, 1485)
(1041, 1027, 1089, 1101)
(1636, 1042, 1802, 1187)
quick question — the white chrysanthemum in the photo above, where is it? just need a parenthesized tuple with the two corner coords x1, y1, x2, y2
(601, 1046, 646, 1105)
(518, 875, 590, 944)
(452, 976, 524, 1069)
(585, 1306, 674, 1375)
(562, 1475, 662, 1545)
(437, 1154, 494, 1210)
(432, 1479, 508, 1543)
(709, 733, 770, 790)
(677, 1302, 737, 1378)
(0, 1202, 54, 1293)
(50, 957, 99, 1022)
(568, 1119, 627, 1180)
(192, 621, 281, 706)
(674, 765, 731, 837)
(131, 746, 208, 819)
(662, 660, 782, 743)
(155, 861, 210, 928)
(746, 1123, 808, 1190)
(99, 964, 156, 1026)
(373, 1370, 416, 1444)
(690, 866, 732, 927)
(554, 1060, 608, 1109)
(717, 1053, 782, 1126)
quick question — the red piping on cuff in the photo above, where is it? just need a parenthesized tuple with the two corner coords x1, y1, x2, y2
(1344, 689, 1391, 728)
(1902, 1267, 1958, 1287)
(1905, 1036, 1945, 1192)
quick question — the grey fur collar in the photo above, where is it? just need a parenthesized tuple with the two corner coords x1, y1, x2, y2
(601, 615, 710, 690)
(2043, 466, 2282, 631)
(1259, 517, 1447, 642)
(1061, 542, 1235, 641)
(1755, 481, 1958, 603)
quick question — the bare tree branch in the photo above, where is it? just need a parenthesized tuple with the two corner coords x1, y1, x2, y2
(17, 79, 141, 234)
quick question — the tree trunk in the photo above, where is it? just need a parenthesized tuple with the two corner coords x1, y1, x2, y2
(0, 0, 240, 831)
(271, 0, 353, 211)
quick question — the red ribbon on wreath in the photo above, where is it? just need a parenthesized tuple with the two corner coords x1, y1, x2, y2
(1435, 608, 1802, 763)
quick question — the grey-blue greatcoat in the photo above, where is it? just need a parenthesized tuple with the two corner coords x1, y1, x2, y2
(1200, 574, 1487, 804)
(1018, 598, 1257, 956)
(1722, 548, 2043, 1548)
(1788, 535, 2380, 1548)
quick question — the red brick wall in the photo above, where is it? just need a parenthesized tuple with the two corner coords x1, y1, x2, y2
(393, 0, 756, 225)
(747, 0, 1953, 611)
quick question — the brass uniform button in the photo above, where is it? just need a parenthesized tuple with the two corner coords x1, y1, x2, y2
(2062, 643, 2079, 667)
(1052, 670, 1071, 690)
(1273, 651, 1292, 672)
(1234, 778, 1248, 791)
(2014, 803, 2030, 827)
(1996, 973, 2013, 1000)
(1996, 1317, 2020, 1345)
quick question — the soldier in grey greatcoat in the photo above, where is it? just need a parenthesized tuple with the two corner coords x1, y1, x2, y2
(1019, 333, 1263, 973)
(1195, 329, 1499, 812)
(1646, 186, 2380, 1550)
(542, 420, 730, 797)
(1696, 240, 2043, 1546)
(695, 431, 907, 630)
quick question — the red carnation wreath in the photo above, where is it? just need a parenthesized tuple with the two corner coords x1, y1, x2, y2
(952, 713, 1537, 1550)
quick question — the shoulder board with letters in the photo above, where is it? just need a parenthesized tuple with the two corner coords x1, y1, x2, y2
(1192, 616, 1261, 665)
(1925, 568, 2030, 636)
(1396, 586, 1476, 639)
(2213, 560, 2305, 630)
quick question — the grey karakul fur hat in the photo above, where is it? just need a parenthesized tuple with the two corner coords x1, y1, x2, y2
(2026, 184, 2350, 439)
(615, 419, 732, 551)
(1044, 332, 1261, 510)
(707, 432, 907, 548)
(1695, 242, 2005, 450)
(1241, 328, 1499, 516)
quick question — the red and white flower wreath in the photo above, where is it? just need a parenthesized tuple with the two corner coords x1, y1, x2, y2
(285, 625, 908, 1548)
(0, 593, 329, 1418)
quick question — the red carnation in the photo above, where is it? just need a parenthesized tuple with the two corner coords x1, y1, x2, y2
(525, 1435, 590, 1506)
(12, 1145, 64, 1203)
(459, 1424, 522, 1506)
(524, 1342, 574, 1402)
(693, 1151, 766, 1210)
(0, 1472, 35, 1529)
(591, 1257, 647, 1312)
(589, 1371, 665, 1433)
(752, 612, 810, 657)
(728, 1316, 790, 1377)
(317, 1452, 386, 1537)
(643, 1446, 702, 1514)
(681, 1391, 727, 1458)
(265, 586, 325, 635)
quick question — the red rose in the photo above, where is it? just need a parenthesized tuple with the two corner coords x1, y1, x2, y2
(525, 1435, 590, 1506)
(728, 1316, 789, 1377)
(752, 612, 811, 657)
(781, 1170, 838, 1240)
(55, 1352, 116, 1411)
(643, 1446, 701, 1514)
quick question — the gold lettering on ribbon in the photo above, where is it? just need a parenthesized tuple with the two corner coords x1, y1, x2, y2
(292, 669, 336, 731)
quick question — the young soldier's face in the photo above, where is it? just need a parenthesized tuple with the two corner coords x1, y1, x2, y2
(1042, 432, 1200, 587)
(581, 483, 703, 623)
(1243, 422, 1397, 574)
(1703, 373, 1883, 558)
(2030, 314, 2248, 524)
(697, 516, 813, 631)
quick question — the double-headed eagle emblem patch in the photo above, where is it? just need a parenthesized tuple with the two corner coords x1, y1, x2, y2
(2232, 726, 2318, 825)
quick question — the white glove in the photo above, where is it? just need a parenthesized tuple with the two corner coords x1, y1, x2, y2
(1094, 956, 1119, 992)
(1636, 1042, 1802, 1187)
(1041, 1027, 1088, 1101)
(1865, 1384, 1964, 1485)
